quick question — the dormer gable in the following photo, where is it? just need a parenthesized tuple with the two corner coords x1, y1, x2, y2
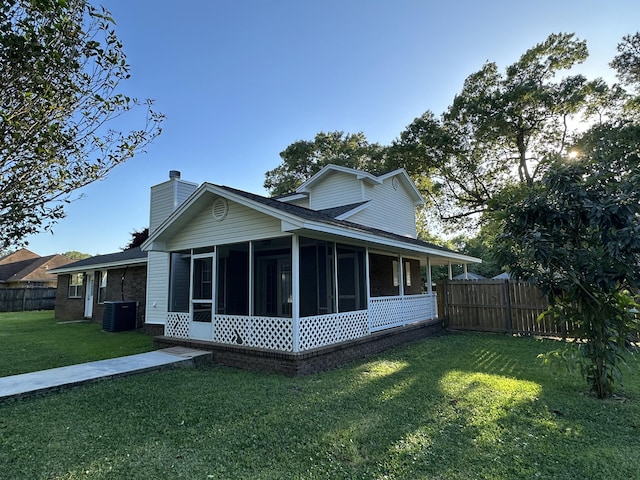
(277, 164, 424, 238)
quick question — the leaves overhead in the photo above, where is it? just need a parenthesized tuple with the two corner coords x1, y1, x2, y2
(0, 0, 164, 250)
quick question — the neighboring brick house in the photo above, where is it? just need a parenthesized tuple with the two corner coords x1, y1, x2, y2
(0, 249, 73, 288)
(50, 248, 148, 327)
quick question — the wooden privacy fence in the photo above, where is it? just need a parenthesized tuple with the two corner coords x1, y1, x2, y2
(436, 280, 570, 337)
(0, 287, 57, 312)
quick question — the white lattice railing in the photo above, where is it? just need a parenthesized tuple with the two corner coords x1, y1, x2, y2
(299, 310, 369, 351)
(369, 294, 437, 332)
(214, 314, 294, 351)
(165, 294, 436, 351)
(166, 312, 190, 338)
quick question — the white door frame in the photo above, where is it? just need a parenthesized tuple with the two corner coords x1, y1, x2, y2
(189, 252, 215, 340)
(84, 272, 95, 319)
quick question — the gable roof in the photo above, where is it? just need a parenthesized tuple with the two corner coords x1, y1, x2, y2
(143, 183, 480, 265)
(293, 164, 425, 205)
(49, 247, 148, 274)
(0, 248, 39, 265)
(0, 251, 73, 284)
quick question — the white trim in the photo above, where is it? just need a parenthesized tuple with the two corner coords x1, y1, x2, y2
(335, 202, 369, 220)
(277, 192, 308, 203)
(295, 164, 382, 194)
(142, 182, 480, 265)
(51, 258, 147, 275)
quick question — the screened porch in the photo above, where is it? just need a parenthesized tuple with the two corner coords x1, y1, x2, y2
(163, 235, 438, 353)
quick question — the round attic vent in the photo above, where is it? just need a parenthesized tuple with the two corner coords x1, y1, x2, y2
(212, 197, 228, 221)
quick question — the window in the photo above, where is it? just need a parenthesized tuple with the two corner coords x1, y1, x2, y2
(405, 262, 411, 287)
(68, 273, 83, 298)
(97, 270, 108, 303)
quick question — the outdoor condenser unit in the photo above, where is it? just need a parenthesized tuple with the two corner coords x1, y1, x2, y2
(102, 301, 137, 332)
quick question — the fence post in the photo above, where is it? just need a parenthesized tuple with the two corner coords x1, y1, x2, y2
(443, 280, 450, 328)
(503, 280, 513, 334)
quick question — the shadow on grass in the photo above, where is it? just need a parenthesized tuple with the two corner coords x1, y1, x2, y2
(0, 333, 639, 479)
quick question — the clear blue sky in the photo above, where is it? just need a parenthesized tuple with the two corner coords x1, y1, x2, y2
(24, 0, 640, 256)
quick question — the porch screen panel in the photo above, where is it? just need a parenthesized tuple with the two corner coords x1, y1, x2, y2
(404, 258, 422, 295)
(369, 253, 400, 297)
(337, 244, 367, 312)
(217, 242, 249, 315)
(253, 237, 292, 317)
(299, 237, 335, 317)
(169, 251, 190, 312)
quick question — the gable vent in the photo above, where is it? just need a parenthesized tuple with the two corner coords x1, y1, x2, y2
(212, 197, 229, 221)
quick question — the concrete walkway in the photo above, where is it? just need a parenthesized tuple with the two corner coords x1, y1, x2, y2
(0, 347, 211, 402)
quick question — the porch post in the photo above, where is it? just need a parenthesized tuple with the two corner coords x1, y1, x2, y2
(365, 247, 371, 331)
(398, 255, 406, 325)
(248, 241, 254, 316)
(448, 261, 452, 280)
(291, 234, 300, 352)
(463, 263, 468, 279)
(426, 257, 433, 295)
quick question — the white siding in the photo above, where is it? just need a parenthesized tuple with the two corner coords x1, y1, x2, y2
(145, 251, 170, 324)
(350, 177, 417, 238)
(149, 182, 174, 233)
(166, 199, 285, 251)
(286, 197, 309, 208)
(308, 171, 363, 210)
(149, 179, 197, 232)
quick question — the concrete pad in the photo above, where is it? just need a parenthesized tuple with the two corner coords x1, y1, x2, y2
(0, 348, 211, 402)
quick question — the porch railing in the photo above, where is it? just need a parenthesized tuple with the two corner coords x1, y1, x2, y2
(164, 292, 438, 352)
(369, 293, 437, 332)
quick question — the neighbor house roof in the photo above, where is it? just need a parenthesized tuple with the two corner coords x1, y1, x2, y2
(143, 183, 480, 265)
(49, 247, 148, 274)
(0, 249, 73, 284)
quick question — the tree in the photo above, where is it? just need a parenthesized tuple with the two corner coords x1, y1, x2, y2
(123, 227, 148, 250)
(264, 131, 386, 196)
(0, 0, 163, 250)
(63, 250, 91, 259)
(394, 33, 613, 228)
(494, 123, 640, 398)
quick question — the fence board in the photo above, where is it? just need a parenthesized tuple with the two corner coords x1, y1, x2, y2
(0, 287, 57, 312)
(439, 280, 553, 336)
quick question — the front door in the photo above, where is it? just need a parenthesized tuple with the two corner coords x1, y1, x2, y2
(84, 272, 95, 319)
(190, 254, 214, 340)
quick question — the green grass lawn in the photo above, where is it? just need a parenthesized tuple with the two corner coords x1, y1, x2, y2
(0, 330, 638, 479)
(0, 311, 155, 376)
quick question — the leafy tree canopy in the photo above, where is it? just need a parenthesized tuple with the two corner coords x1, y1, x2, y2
(0, 0, 163, 250)
(264, 131, 387, 196)
(123, 227, 148, 250)
(62, 250, 91, 259)
(495, 122, 640, 398)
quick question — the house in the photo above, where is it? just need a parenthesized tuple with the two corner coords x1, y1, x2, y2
(50, 248, 148, 326)
(0, 249, 73, 288)
(452, 272, 487, 280)
(142, 166, 480, 374)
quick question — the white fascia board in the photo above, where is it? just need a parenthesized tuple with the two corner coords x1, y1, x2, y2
(378, 168, 425, 205)
(143, 183, 314, 250)
(277, 193, 308, 203)
(50, 258, 147, 275)
(295, 220, 481, 264)
(335, 202, 369, 220)
(296, 164, 382, 193)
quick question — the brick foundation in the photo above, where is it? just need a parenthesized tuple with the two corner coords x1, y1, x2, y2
(154, 319, 444, 376)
